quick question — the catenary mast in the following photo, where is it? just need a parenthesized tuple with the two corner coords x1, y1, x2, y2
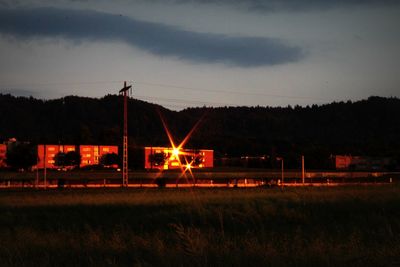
(119, 81, 132, 187)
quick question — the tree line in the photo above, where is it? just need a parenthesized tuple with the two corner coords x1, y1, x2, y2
(1, 94, 399, 169)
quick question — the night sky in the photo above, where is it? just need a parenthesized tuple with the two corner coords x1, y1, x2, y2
(1, 0, 399, 109)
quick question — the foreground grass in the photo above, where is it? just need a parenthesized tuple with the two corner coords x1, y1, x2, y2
(0, 186, 400, 266)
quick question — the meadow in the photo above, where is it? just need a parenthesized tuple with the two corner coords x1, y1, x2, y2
(0, 185, 399, 266)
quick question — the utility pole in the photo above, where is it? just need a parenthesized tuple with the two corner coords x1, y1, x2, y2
(44, 144, 47, 189)
(119, 81, 132, 187)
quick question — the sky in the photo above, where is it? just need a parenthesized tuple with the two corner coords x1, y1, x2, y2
(0, 0, 399, 110)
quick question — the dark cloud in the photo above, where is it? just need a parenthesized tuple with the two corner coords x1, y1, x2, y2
(0, 7, 303, 67)
(157, 0, 400, 12)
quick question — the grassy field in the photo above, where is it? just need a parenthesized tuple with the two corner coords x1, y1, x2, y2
(0, 185, 400, 266)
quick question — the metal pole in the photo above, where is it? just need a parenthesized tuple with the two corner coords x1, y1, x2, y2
(119, 81, 132, 187)
(301, 155, 305, 184)
(281, 158, 284, 188)
(123, 87, 128, 187)
(44, 144, 47, 189)
(35, 146, 39, 188)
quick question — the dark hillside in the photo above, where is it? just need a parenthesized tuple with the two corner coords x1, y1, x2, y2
(181, 97, 400, 168)
(0, 94, 171, 146)
(1, 94, 399, 168)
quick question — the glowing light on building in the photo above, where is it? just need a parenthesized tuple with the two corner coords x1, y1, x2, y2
(152, 110, 212, 184)
(172, 148, 180, 157)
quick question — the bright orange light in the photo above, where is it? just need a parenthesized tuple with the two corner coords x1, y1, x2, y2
(173, 148, 180, 157)
(158, 109, 207, 185)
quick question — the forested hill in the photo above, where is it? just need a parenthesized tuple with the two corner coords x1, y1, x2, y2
(1, 94, 400, 168)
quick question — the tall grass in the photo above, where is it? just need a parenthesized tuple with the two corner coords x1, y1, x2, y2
(1, 186, 400, 266)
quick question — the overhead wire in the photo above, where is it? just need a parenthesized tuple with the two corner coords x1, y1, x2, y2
(134, 94, 235, 107)
(131, 80, 331, 102)
(0, 79, 333, 108)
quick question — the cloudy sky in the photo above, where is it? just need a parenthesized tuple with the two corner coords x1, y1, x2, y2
(0, 0, 399, 109)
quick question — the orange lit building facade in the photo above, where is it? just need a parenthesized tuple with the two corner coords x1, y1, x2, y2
(36, 144, 118, 169)
(36, 145, 76, 169)
(335, 155, 352, 170)
(0, 144, 6, 168)
(80, 145, 118, 166)
(334, 155, 394, 170)
(144, 146, 213, 170)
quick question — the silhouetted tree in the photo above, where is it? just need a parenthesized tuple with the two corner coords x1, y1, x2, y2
(148, 152, 167, 167)
(66, 151, 81, 167)
(54, 151, 81, 168)
(100, 152, 120, 167)
(54, 152, 66, 167)
(5, 143, 37, 170)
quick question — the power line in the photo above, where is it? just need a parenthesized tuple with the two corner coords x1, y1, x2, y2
(132, 80, 330, 101)
(134, 94, 235, 107)
(0, 79, 332, 102)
